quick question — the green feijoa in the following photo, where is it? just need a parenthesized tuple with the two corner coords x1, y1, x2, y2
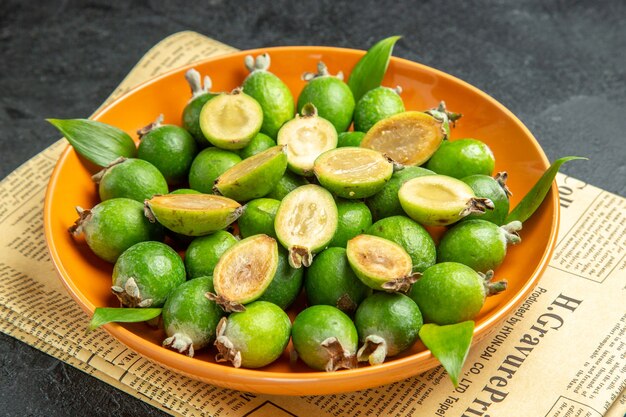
(242, 53, 295, 138)
(328, 199, 373, 248)
(398, 175, 494, 226)
(199, 89, 264, 150)
(298, 61, 355, 132)
(353, 86, 405, 133)
(111, 241, 185, 308)
(304, 247, 372, 314)
(93, 157, 168, 203)
(238, 198, 280, 239)
(265, 171, 309, 200)
(337, 131, 366, 147)
(408, 262, 507, 325)
(292, 305, 358, 372)
(257, 247, 304, 310)
(184, 231, 238, 279)
(437, 219, 522, 273)
(144, 194, 242, 236)
(182, 69, 217, 147)
(366, 166, 435, 221)
(277, 104, 338, 176)
(425, 138, 496, 179)
(313, 147, 393, 199)
(355, 292, 423, 365)
(214, 301, 291, 368)
(274, 184, 339, 268)
(461, 173, 511, 225)
(346, 234, 416, 292)
(366, 215, 436, 273)
(162, 276, 225, 357)
(188, 147, 242, 194)
(137, 117, 198, 185)
(69, 198, 164, 263)
(211, 235, 279, 310)
(214, 146, 288, 202)
(238, 132, 276, 159)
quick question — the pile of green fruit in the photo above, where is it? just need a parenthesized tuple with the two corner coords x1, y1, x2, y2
(49, 37, 580, 386)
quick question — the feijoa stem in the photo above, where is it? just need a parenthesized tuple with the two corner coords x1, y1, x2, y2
(68, 206, 91, 236)
(91, 156, 127, 184)
(494, 171, 512, 198)
(302, 61, 344, 81)
(163, 334, 195, 357)
(299, 103, 318, 118)
(501, 221, 522, 245)
(245, 53, 271, 73)
(214, 317, 243, 367)
(459, 197, 495, 217)
(111, 278, 153, 308)
(205, 292, 246, 313)
(381, 272, 420, 293)
(480, 270, 508, 296)
(357, 335, 388, 365)
(185, 68, 213, 99)
(288, 246, 313, 269)
(321, 337, 357, 372)
(137, 114, 164, 138)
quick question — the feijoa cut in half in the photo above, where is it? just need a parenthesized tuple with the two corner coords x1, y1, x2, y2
(144, 193, 242, 236)
(398, 175, 494, 226)
(199, 89, 263, 150)
(346, 234, 417, 292)
(214, 145, 288, 202)
(209, 234, 279, 312)
(360, 111, 445, 166)
(313, 147, 393, 199)
(274, 184, 338, 268)
(277, 103, 338, 176)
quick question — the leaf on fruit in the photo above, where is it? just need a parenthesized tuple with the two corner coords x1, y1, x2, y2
(47, 118, 136, 167)
(419, 321, 474, 387)
(89, 307, 162, 331)
(347, 36, 401, 103)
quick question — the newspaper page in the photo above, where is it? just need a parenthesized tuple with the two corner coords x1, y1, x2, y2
(0, 31, 624, 417)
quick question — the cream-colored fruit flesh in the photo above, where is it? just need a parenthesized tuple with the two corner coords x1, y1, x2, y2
(349, 235, 411, 279)
(278, 117, 337, 173)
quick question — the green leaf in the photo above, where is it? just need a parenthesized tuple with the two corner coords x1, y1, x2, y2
(419, 321, 474, 386)
(47, 118, 136, 167)
(347, 36, 402, 103)
(89, 307, 162, 331)
(506, 156, 587, 223)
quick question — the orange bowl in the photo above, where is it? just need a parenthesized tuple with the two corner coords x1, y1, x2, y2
(44, 46, 559, 395)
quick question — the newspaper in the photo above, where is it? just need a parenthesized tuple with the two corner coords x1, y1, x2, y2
(0, 31, 624, 417)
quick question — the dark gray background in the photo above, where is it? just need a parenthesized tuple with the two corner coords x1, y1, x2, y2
(1, 1, 624, 416)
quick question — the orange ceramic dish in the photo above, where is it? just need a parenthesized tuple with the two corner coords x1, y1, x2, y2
(43, 46, 559, 395)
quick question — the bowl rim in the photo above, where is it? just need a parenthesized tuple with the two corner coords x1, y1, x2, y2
(43, 45, 560, 394)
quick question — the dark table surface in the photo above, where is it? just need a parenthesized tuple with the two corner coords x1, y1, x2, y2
(1, 1, 625, 416)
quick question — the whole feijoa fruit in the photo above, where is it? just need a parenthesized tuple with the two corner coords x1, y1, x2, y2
(92, 157, 168, 203)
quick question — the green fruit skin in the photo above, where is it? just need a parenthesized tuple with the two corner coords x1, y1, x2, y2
(182, 93, 217, 148)
(353, 87, 405, 133)
(292, 305, 358, 371)
(98, 158, 168, 203)
(408, 262, 486, 325)
(316, 161, 393, 200)
(112, 241, 186, 308)
(257, 247, 304, 310)
(238, 198, 280, 239)
(328, 199, 373, 248)
(337, 131, 366, 148)
(137, 125, 198, 185)
(265, 171, 308, 200)
(188, 148, 241, 194)
(297, 76, 355, 133)
(305, 247, 372, 314)
(425, 139, 496, 179)
(223, 301, 291, 368)
(366, 166, 435, 221)
(437, 219, 508, 272)
(162, 276, 225, 350)
(216, 149, 288, 202)
(461, 175, 509, 225)
(81, 198, 164, 263)
(238, 132, 276, 159)
(355, 292, 423, 357)
(184, 231, 238, 279)
(366, 215, 436, 273)
(243, 71, 295, 138)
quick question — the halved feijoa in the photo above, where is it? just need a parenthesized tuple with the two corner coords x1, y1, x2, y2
(214, 145, 288, 202)
(199, 89, 263, 150)
(360, 111, 445, 166)
(398, 175, 494, 226)
(144, 194, 242, 236)
(210, 234, 279, 311)
(277, 103, 338, 176)
(274, 184, 338, 268)
(346, 234, 416, 292)
(313, 147, 393, 199)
